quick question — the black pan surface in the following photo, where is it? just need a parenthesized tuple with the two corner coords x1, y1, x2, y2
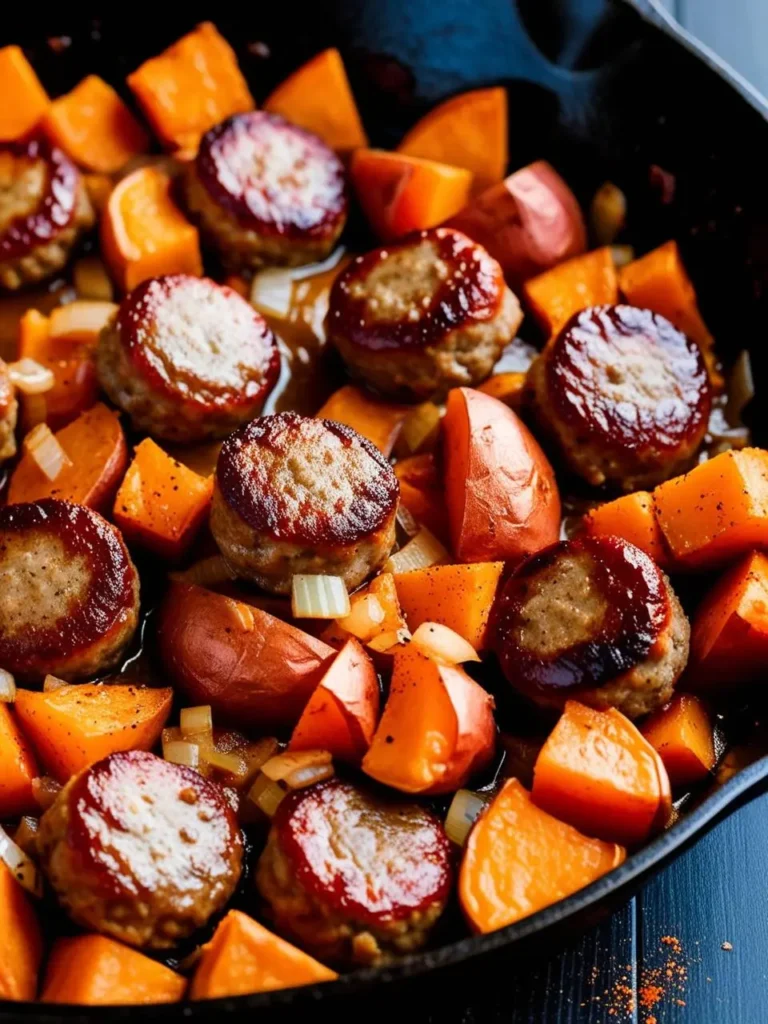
(3, 1, 768, 1018)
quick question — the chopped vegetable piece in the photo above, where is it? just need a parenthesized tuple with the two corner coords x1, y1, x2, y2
(291, 575, 351, 619)
(30, 776, 61, 812)
(0, 45, 49, 141)
(180, 705, 213, 741)
(12, 817, 38, 857)
(190, 909, 337, 999)
(169, 555, 236, 588)
(84, 172, 114, 213)
(398, 88, 507, 195)
(326, 572, 408, 647)
(14, 684, 173, 782)
(250, 267, 294, 318)
(523, 247, 619, 336)
(201, 747, 244, 775)
(584, 491, 669, 567)
(0, 668, 16, 702)
(22, 423, 72, 482)
(642, 694, 716, 788)
(48, 300, 118, 343)
(73, 256, 114, 301)
(589, 182, 627, 246)
(0, 861, 43, 1001)
(8, 359, 54, 395)
(316, 385, 408, 457)
(395, 401, 442, 457)
(653, 448, 768, 569)
(248, 774, 289, 818)
(9, 403, 127, 511)
(394, 561, 504, 650)
(43, 75, 149, 173)
(444, 789, 488, 846)
(384, 526, 449, 575)
(410, 622, 481, 665)
(113, 438, 213, 560)
(394, 453, 450, 543)
(0, 826, 41, 898)
(688, 550, 768, 685)
(363, 646, 495, 794)
(289, 638, 380, 763)
(532, 701, 671, 846)
(127, 22, 254, 154)
(476, 371, 526, 411)
(163, 740, 200, 769)
(459, 778, 626, 933)
(351, 149, 473, 242)
(41, 935, 186, 1005)
(264, 48, 367, 153)
(0, 704, 37, 818)
(260, 749, 333, 786)
(101, 166, 202, 292)
(42, 675, 67, 693)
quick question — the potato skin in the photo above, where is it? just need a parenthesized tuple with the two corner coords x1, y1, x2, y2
(443, 387, 560, 564)
(157, 582, 336, 729)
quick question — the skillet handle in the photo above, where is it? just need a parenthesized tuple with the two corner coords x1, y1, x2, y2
(621, 0, 677, 25)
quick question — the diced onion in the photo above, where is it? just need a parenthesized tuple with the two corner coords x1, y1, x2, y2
(396, 505, 420, 539)
(444, 789, 488, 847)
(396, 402, 441, 456)
(0, 825, 42, 897)
(239, 737, 280, 784)
(410, 622, 481, 665)
(367, 628, 411, 653)
(202, 748, 246, 777)
(384, 527, 449, 575)
(248, 774, 289, 817)
(291, 575, 350, 619)
(336, 593, 386, 642)
(23, 424, 72, 482)
(169, 555, 236, 587)
(610, 244, 635, 268)
(261, 749, 333, 787)
(43, 674, 68, 693)
(180, 705, 213, 741)
(48, 300, 118, 342)
(8, 358, 54, 395)
(73, 256, 114, 301)
(163, 739, 200, 769)
(590, 182, 627, 246)
(250, 268, 294, 318)
(13, 816, 39, 856)
(31, 776, 61, 811)
(0, 668, 15, 703)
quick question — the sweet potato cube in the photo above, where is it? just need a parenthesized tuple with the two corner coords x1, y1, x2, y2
(0, 46, 49, 140)
(642, 694, 716, 787)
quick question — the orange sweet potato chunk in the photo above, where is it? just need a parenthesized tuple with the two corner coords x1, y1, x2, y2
(127, 22, 254, 153)
(459, 778, 626, 933)
(113, 438, 213, 560)
(584, 491, 668, 567)
(14, 684, 173, 783)
(394, 562, 504, 650)
(0, 705, 38, 819)
(688, 550, 768, 685)
(653, 448, 768, 570)
(264, 48, 367, 152)
(642, 694, 716, 788)
(523, 247, 619, 336)
(0, 862, 43, 1002)
(190, 910, 337, 999)
(398, 88, 507, 195)
(41, 935, 185, 1005)
(0, 46, 49, 141)
(43, 75, 149, 173)
(316, 385, 408, 457)
(394, 453, 450, 543)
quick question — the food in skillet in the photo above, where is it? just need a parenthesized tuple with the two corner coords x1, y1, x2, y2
(0, 21, 760, 1009)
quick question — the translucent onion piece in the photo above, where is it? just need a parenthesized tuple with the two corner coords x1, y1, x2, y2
(0, 825, 42, 897)
(250, 267, 294, 318)
(42, 674, 68, 693)
(291, 575, 350, 619)
(367, 628, 411, 653)
(169, 555, 236, 587)
(48, 300, 118, 342)
(23, 424, 72, 482)
(444, 789, 488, 846)
(0, 668, 15, 703)
(397, 401, 441, 456)
(727, 350, 755, 426)
(73, 256, 114, 301)
(396, 505, 420, 539)
(261, 749, 333, 786)
(336, 593, 386, 642)
(163, 740, 200, 769)
(31, 776, 61, 812)
(248, 774, 288, 818)
(8, 358, 54, 395)
(240, 737, 280, 785)
(202, 748, 247, 777)
(384, 527, 449, 575)
(590, 182, 627, 246)
(13, 816, 39, 856)
(610, 244, 635, 268)
(410, 621, 481, 665)
(180, 705, 213, 741)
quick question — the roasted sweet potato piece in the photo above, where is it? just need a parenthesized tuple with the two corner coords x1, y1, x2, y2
(316, 385, 407, 457)
(532, 701, 671, 846)
(523, 247, 619, 336)
(0, 705, 38, 819)
(394, 453, 450, 543)
(641, 694, 716, 788)
(0, 862, 43, 1002)
(476, 371, 527, 411)
(0, 45, 49, 141)
(584, 491, 668, 567)
(459, 778, 626, 933)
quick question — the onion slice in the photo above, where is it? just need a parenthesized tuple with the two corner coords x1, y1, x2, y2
(291, 575, 350, 619)
(248, 749, 334, 818)
(367, 628, 410, 653)
(336, 593, 386, 642)
(384, 527, 450, 575)
(23, 424, 72, 482)
(444, 789, 488, 847)
(163, 739, 200, 769)
(590, 182, 627, 246)
(250, 268, 294, 318)
(169, 555, 236, 587)
(0, 825, 42, 897)
(48, 300, 118, 342)
(202, 748, 246, 777)
(397, 401, 441, 456)
(8, 359, 54, 395)
(410, 621, 481, 665)
(13, 816, 39, 857)
(0, 668, 15, 703)
(42, 675, 68, 693)
(180, 705, 213, 741)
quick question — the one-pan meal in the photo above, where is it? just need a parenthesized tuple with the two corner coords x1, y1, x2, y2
(0, 22, 762, 1007)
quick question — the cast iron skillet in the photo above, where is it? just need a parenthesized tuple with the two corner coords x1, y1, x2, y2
(3, 1, 768, 1019)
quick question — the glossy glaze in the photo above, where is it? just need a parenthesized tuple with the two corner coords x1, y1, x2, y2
(328, 227, 505, 352)
(492, 534, 671, 697)
(215, 412, 399, 545)
(274, 779, 453, 925)
(196, 111, 347, 239)
(0, 139, 79, 261)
